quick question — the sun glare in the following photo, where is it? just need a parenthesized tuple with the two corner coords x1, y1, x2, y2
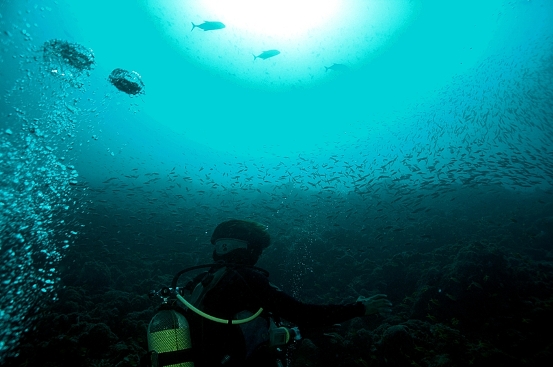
(202, 0, 340, 38)
(146, 0, 416, 89)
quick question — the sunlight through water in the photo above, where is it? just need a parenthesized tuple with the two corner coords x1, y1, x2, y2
(147, 0, 417, 89)
(203, 0, 340, 38)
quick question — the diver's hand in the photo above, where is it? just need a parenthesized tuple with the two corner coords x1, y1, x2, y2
(357, 294, 392, 315)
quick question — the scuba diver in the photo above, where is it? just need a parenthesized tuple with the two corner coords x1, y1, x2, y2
(144, 219, 392, 367)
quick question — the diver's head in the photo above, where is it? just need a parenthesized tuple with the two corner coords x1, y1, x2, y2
(211, 219, 271, 265)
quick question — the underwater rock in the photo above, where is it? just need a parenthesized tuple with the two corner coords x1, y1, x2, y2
(380, 324, 413, 350)
(108, 68, 145, 95)
(79, 261, 112, 291)
(78, 322, 118, 354)
(292, 338, 319, 367)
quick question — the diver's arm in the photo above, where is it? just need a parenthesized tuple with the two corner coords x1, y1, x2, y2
(267, 284, 365, 327)
(248, 270, 365, 327)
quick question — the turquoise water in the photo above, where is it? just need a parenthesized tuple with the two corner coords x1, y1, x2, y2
(13, 0, 539, 154)
(1, 0, 552, 361)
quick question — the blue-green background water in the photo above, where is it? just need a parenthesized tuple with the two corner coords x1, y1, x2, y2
(1, 0, 552, 362)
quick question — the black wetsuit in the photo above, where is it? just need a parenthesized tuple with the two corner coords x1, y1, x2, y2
(184, 265, 365, 367)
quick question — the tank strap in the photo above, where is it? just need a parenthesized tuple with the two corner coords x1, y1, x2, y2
(188, 266, 228, 308)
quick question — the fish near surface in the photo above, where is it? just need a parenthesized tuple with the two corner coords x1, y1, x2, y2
(325, 63, 350, 72)
(253, 50, 280, 60)
(191, 21, 226, 31)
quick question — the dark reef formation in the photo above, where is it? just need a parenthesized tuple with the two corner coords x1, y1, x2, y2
(5, 235, 552, 367)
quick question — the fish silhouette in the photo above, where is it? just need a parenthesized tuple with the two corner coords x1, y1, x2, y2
(191, 21, 226, 31)
(253, 50, 281, 60)
(325, 63, 350, 72)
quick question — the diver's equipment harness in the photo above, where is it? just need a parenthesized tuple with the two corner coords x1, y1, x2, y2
(144, 263, 301, 367)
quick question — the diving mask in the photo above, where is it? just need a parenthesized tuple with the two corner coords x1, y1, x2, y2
(214, 238, 248, 256)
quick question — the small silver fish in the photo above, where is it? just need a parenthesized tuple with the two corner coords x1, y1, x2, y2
(191, 21, 226, 31)
(253, 50, 281, 60)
